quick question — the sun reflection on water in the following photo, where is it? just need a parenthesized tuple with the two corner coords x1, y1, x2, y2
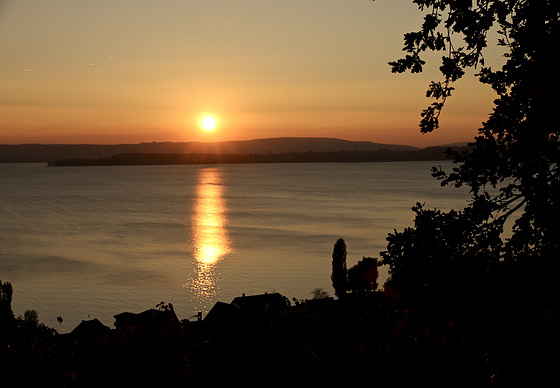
(186, 168, 232, 311)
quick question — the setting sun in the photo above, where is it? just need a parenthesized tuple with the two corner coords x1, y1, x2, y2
(201, 116, 217, 131)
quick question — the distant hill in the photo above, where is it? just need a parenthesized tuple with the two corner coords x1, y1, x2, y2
(0, 137, 419, 163)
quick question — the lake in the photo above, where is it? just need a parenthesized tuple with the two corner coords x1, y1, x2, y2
(0, 161, 470, 331)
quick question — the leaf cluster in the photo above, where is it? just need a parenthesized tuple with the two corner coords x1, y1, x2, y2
(389, 0, 560, 257)
(389, 0, 513, 133)
(380, 201, 501, 304)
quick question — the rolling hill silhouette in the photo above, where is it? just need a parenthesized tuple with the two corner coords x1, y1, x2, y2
(1, 137, 419, 163)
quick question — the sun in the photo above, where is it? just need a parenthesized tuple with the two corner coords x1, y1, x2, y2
(201, 116, 217, 131)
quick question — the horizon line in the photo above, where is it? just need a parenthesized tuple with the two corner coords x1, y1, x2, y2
(0, 136, 471, 149)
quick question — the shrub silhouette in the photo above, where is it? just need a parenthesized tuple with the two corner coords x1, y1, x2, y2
(347, 257, 378, 294)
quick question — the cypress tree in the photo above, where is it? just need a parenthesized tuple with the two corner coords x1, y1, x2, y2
(331, 238, 348, 298)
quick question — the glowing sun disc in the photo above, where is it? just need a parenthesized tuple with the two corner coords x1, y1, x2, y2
(201, 116, 216, 130)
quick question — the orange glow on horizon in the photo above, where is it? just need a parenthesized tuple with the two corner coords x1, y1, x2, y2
(0, 2, 499, 148)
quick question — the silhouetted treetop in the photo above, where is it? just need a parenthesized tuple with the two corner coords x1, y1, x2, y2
(331, 238, 348, 299)
(391, 0, 559, 135)
(1, 281, 17, 336)
(347, 257, 378, 294)
(390, 0, 560, 262)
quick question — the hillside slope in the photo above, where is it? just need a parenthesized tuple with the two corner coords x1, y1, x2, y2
(0, 137, 417, 162)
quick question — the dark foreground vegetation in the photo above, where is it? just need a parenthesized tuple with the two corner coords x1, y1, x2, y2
(1, 274, 559, 387)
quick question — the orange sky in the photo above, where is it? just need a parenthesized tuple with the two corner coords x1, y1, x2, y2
(0, 1, 502, 147)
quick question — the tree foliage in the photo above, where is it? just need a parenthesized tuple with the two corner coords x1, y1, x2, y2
(331, 238, 348, 298)
(384, 0, 560, 299)
(381, 202, 501, 304)
(331, 240, 380, 297)
(347, 257, 378, 293)
(23, 309, 40, 327)
(0, 281, 13, 314)
(0, 281, 15, 333)
(310, 288, 330, 300)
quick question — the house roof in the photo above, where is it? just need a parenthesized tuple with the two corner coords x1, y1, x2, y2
(71, 318, 109, 338)
(203, 301, 238, 324)
(230, 292, 288, 314)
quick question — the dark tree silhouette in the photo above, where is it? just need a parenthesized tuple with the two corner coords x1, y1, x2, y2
(0, 281, 14, 318)
(310, 287, 330, 300)
(0, 280, 15, 335)
(384, 0, 560, 298)
(331, 238, 348, 298)
(347, 257, 378, 294)
(381, 201, 500, 304)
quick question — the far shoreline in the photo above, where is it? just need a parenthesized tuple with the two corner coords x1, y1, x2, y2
(46, 147, 461, 167)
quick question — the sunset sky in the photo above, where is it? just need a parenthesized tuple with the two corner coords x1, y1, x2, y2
(0, 0, 503, 147)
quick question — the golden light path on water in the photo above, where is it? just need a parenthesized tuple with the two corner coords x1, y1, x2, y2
(187, 168, 233, 312)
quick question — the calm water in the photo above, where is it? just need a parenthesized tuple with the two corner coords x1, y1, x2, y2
(0, 161, 470, 331)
